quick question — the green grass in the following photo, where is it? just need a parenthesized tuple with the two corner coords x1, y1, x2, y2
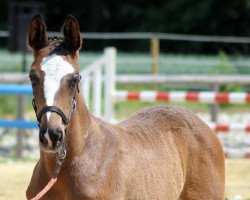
(1, 49, 250, 74)
(0, 49, 103, 72)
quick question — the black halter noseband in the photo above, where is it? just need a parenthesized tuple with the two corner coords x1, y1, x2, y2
(32, 76, 81, 127)
(32, 99, 76, 126)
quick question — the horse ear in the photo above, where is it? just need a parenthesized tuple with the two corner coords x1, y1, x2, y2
(62, 15, 82, 53)
(28, 14, 48, 51)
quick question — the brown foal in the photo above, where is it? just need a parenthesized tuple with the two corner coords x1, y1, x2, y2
(26, 15, 225, 200)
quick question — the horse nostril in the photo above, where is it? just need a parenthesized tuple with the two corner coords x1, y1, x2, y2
(47, 128, 64, 148)
(48, 128, 63, 142)
(56, 128, 63, 141)
(39, 131, 48, 145)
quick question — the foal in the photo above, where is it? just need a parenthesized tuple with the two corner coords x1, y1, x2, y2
(26, 15, 225, 200)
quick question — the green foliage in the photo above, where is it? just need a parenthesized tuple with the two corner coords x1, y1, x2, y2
(212, 51, 243, 92)
(217, 51, 235, 74)
(0, 96, 16, 118)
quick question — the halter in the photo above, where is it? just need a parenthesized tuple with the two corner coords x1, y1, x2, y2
(32, 75, 81, 128)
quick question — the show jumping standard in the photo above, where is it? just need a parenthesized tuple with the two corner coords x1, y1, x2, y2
(26, 15, 225, 200)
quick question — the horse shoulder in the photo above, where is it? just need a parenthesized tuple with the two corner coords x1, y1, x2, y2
(64, 122, 123, 199)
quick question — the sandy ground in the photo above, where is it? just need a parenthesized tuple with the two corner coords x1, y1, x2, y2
(0, 162, 35, 200)
(226, 159, 250, 199)
(0, 159, 249, 200)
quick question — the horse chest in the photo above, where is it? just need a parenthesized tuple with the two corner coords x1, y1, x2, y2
(59, 159, 119, 199)
(60, 176, 118, 200)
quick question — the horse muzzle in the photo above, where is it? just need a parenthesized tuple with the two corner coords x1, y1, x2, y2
(39, 126, 65, 152)
(32, 98, 77, 152)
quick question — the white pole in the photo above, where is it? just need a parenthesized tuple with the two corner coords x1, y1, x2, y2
(104, 47, 117, 121)
(93, 67, 102, 117)
(82, 75, 90, 108)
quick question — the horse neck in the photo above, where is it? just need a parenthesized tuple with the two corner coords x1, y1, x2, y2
(40, 93, 93, 171)
(65, 93, 92, 155)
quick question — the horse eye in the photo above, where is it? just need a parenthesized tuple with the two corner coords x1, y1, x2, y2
(69, 74, 81, 88)
(29, 73, 39, 86)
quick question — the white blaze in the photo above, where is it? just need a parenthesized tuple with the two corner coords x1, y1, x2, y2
(41, 54, 74, 121)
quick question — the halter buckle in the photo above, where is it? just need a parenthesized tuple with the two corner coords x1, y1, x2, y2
(54, 147, 67, 177)
(73, 99, 77, 110)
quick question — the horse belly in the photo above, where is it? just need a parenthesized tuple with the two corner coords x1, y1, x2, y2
(125, 162, 184, 199)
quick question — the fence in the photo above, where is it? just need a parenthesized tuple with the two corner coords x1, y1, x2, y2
(81, 47, 250, 158)
(0, 84, 37, 129)
(1, 47, 250, 158)
(0, 84, 37, 158)
(79, 47, 250, 126)
(0, 84, 36, 129)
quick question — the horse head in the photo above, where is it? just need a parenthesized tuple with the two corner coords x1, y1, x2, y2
(28, 14, 82, 153)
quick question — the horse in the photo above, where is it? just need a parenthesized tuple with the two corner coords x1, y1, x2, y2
(26, 15, 225, 200)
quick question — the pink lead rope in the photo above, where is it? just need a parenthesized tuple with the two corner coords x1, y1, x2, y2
(30, 178, 57, 200)
(29, 148, 66, 200)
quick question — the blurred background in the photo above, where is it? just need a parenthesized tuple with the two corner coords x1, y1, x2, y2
(0, 0, 250, 199)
